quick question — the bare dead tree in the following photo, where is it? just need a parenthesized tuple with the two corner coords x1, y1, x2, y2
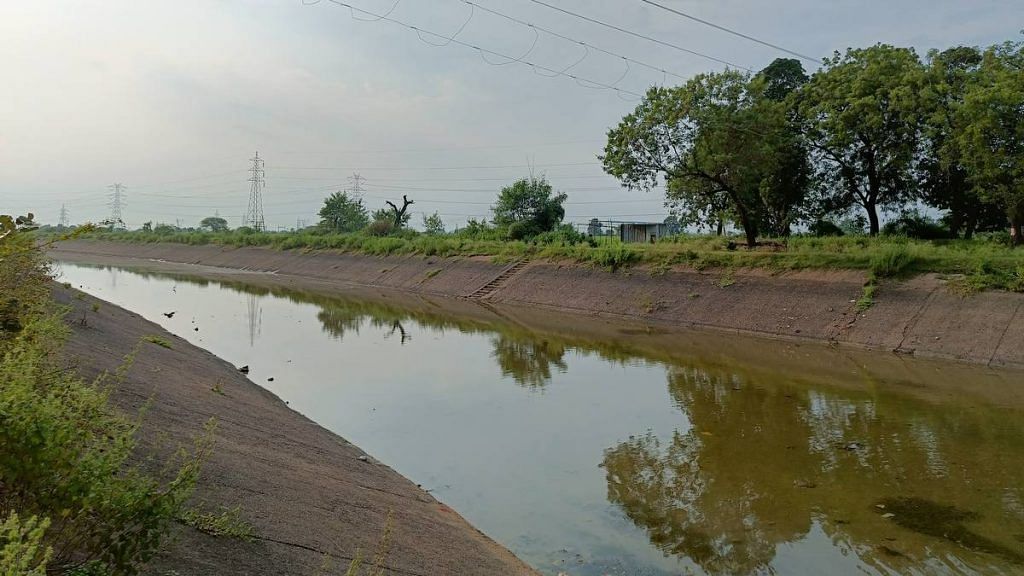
(385, 195, 414, 228)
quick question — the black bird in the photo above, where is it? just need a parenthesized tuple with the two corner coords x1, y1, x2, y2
(163, 311, 176, 318)
(238, 365, 249, 374)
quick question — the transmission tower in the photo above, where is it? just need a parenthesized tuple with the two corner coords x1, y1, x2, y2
(58, 204, 69, 228)
(244, 151, 266, 231)
(348, 172, 365, 197)
(108, 183, 126, 229)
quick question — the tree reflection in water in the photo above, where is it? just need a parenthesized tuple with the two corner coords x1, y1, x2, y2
(490, 335, 568, 389)
(602, 366, 1024, 574)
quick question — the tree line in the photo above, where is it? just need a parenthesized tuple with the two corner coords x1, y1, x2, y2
(601, 39, 1024, 247)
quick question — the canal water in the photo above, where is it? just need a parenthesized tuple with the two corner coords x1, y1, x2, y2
(56, 262, 1024, 576)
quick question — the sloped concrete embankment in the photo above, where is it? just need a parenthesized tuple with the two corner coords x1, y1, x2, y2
(51, 240, 1024, 368)
(53, 285, 538, 576)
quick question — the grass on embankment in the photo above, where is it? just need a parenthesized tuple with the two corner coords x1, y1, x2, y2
(79, 230, 1024, 292)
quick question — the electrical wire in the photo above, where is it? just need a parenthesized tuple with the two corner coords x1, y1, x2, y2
(523, 0, 752, 72)
(637, 0, 823, 64)
(320, 0, 646, 98)
(462, 0, 687, 83)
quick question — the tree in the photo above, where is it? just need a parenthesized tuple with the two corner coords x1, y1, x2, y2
(958, 40, 1024, 245)
(318, 191, 369, 233)
(756, 59, 812, 237)
(919, 46, 1004, 238)
(759, 58, 809, 102)
(602, 70, 797, 247)
(199, 216, 229, 233)
(797, 45, 929, 235)
(491, 177, 567, 239)
(383, 195, 414, 229)
(423, 212, 445, 235)
(587, 218, 603, 236)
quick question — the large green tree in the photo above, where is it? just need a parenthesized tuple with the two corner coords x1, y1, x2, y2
(958, 40, 1024, 245)
(797, 45, 928, 235)
(756, 59, 812, 237)
(318, 191, 369, 233)
(919, 46, 1004, 238)
(602, 70, 798, 247)
(491, 177, 567, 239)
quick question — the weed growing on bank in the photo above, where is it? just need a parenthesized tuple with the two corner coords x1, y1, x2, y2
(178, 506, 254, 541)
(143, 335, 174, 349)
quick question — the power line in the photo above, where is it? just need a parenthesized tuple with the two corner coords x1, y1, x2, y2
(460, 1, 687, 83)
(318, 0, 649, 97)
(272, 161, 600, 171)
(636, 0, 823, 65)
(58, 204, 69, 227)
(523, 0, 752, 72)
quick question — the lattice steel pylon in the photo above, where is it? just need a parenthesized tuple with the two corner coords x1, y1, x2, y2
(107, 183, 126, 230)
(244, 152, 266, 231)
(58, 204, 69, 228)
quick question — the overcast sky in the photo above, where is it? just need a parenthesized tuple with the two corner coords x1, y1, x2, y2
(3, 0, 1021, 230)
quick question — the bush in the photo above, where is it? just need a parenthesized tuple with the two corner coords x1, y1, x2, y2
(506, 221, 538, 241)
(0, 513, 51, 576)
(808, 220, 845, 237)
(0, 232, 211, 575)
(531, 224, 585, 246)
(366, 219, 395, 237)
(883, 213, 949, 240)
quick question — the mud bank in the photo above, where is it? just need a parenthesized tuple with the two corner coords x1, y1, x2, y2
(52, 285, 537, 576)
(51, 240, 1024, 368)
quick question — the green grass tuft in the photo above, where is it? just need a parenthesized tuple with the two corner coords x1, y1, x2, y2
(143, 335, 173, 349)
(178, 506, 254, 541)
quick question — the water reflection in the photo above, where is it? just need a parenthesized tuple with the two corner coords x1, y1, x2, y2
(603, 367, 1024, 574)
(57, 263, 1024, 575)
(491, 336, 568, 389)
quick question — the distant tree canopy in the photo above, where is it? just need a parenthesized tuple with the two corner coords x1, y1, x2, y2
(492, 177, 568, 240)
(602, 37, 1024, 246)
(319, 191, 369, 233)
(199, 216, 229, 232)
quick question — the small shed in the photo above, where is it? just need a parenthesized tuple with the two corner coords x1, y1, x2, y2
(619, 222, 670, 243)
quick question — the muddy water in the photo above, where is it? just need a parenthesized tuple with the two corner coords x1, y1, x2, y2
(57, 262, 1024, 576)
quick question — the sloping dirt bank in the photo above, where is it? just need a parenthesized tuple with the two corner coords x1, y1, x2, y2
(51, 240, 1024, 368)
(52, 285, 538, 576)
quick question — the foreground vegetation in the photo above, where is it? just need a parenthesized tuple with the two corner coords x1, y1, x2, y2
(79, 228, 1024, 292)
(1, 220, 211, 575)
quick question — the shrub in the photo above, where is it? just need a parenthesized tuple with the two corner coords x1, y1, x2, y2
(0, 232, 211, 575)
(883, 213, 950, 240)
(366, 219, 395, 237)
(0, 513, 51, 576)
(808, 220, 845, 237)
(531, 224, 585, 246)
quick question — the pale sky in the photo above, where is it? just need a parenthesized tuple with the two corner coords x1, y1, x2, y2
(3, 1, 1021, 231)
